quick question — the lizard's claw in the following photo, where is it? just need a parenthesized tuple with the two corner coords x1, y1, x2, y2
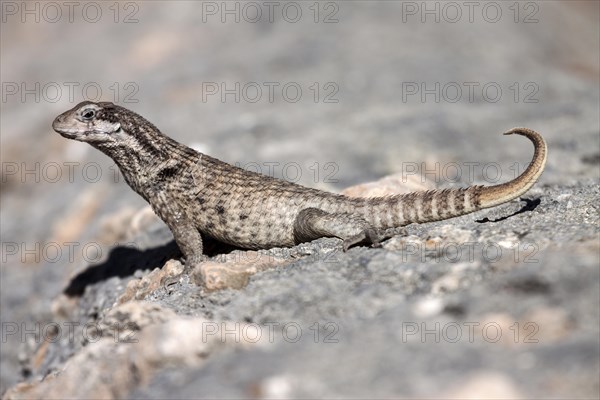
(160, 254, 209, 291)
(160, 273, 189, 292)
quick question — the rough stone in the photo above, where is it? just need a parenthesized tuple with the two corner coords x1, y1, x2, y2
(2, 2, 598, 398)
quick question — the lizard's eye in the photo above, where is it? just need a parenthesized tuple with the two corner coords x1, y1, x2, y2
(81, 109, 95, 121)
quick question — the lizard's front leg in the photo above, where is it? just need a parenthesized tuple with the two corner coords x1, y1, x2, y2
(148, 191, 206, 277)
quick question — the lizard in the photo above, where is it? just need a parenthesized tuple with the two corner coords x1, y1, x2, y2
(53, 101, 547, 283)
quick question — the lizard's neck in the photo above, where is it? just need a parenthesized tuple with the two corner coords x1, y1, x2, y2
(93, 128, 194, 193)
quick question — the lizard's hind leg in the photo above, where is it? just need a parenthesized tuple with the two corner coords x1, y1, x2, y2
(293, 208, 382, 251)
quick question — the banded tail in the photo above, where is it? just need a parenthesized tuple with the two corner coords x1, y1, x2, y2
(365, 128, 547, 228)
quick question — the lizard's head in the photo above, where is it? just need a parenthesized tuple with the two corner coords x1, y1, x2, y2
(52, 101, 125, 143)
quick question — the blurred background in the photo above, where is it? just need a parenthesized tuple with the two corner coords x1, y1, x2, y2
(1, 1, 599, 397)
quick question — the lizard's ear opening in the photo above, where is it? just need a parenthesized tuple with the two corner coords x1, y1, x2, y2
(113, 122, 121, 132)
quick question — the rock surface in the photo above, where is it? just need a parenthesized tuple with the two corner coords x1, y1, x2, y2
(1, 2, 599, 399)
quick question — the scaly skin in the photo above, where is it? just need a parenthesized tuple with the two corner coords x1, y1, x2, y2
(53, 101, 547, 278)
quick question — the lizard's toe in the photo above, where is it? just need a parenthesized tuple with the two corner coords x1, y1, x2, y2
(160, 273, 189, 292)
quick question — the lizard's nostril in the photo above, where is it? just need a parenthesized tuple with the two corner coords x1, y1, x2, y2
(52, 115, 64, 130)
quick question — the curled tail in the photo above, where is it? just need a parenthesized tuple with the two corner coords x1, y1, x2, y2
(367, 128, 547, 228)
(477, 127, 547, 208)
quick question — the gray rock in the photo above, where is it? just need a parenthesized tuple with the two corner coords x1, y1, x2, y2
(1, 2, 599, 398)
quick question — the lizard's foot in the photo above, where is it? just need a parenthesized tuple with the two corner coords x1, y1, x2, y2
(379, 227, 408, 241)
(342, 228, 382, 251)
(161, 254, 209, 290)
(161, 273, 188, 292)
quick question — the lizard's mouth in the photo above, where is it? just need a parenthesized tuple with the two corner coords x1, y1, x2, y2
(53, 127, 111, 144)
(55, 129, 98, 141)
(52, 116, 75, 137)
(53, 126, 87, 139)
(52, 116, 93, 140)
(53, 128, 76, 138)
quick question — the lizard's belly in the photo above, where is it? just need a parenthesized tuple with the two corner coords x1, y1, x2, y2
(184, 183, 336, 250)
(194, 203, 299, 249)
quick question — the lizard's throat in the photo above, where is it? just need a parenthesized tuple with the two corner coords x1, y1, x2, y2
(93, 141, 167, 185)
